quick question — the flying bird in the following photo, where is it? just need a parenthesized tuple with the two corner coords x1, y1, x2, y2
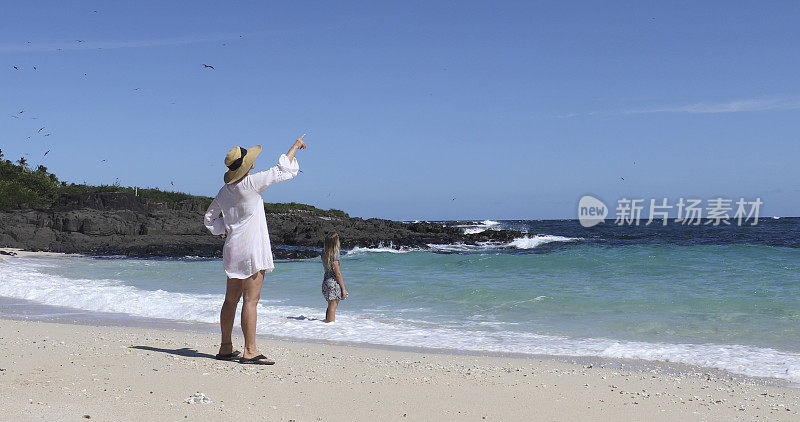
(38, 127, 44, 132)
(620, 177, 625, 181)
(170, 181, 174, 186)
(44, 150, 50, 156)
(203, 64, 215, 69)
(33, 66, 37, 70)
(18, 110, 23, 114)
(76, 39, 84, 43)
(44, 133, 51, 137)
(13, 66, 18, 70)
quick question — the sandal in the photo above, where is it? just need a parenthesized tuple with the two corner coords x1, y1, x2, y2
(239, 354, 275, 365)
(214, 350, 241, 361)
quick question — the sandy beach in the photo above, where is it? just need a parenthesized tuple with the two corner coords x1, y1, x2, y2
(0, 316, 796, 421)
(0, 247, 80, 258)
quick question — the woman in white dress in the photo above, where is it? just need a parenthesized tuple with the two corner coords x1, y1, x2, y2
(204, 134, 306, 365)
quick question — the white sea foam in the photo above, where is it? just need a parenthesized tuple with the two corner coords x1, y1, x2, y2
(459, 219, 502, 234)
(452, 219, 500, 228)
(463, 227, 487, 235)
(2, 257, 799, 383)
(346, 243, 418, 255)
(425, 242, 498, 253)
(344, 225, 579, 253)
(506, 235, 581, 249)
(424, 235, 580, 253)
(0, 258, 222, 325)
(350, 241, 496, 254)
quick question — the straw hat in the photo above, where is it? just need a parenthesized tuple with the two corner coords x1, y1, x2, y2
(224, 145, 262, 184)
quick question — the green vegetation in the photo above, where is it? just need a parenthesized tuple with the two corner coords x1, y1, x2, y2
(264, 202, 349, 218)
(58, 183, 213, 208)
(0, 150, 349, 217)
(0, 150, 61, 210)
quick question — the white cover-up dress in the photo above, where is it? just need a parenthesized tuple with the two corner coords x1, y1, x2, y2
(203, 154, 299, 279)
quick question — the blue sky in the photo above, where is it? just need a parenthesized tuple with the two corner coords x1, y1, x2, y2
(3, 1, 799, 220)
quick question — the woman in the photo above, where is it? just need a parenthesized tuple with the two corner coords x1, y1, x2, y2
(204, 134, 306, 365)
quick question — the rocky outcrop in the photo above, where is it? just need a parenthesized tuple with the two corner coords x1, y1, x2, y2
(266, 213, 519, 249)
(0, 192, 522, 258)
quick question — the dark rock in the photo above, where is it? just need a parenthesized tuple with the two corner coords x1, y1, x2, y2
(0, 192, 525, 257)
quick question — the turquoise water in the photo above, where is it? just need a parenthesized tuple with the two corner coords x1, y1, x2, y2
(29, 244, 800, 350)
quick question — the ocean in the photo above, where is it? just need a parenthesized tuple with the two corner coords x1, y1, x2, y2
(1, 218, 799, 383)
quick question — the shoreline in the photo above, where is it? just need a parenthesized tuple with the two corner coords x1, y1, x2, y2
(0, 247, 82, 258)
(1, 294, 797, 391)
(1, 317, 798, 420)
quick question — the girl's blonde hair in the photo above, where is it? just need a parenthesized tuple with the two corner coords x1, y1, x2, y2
(322, 232, 340, 270)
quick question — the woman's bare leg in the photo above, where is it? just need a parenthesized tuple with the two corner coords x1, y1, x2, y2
(219, 277, 243, 355)
(325, 299, 339, 322)
(241, 270, 272, 363)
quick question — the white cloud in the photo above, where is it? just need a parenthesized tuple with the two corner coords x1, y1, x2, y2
(624, 98, 800, 114)
(0, 31, 269, 54)
(559, 98, 800, 118)
(1, 37, 216, 54)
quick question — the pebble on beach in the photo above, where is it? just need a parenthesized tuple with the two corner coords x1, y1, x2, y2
(184, 392, 212, 404)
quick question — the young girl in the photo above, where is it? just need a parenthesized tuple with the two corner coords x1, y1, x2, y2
(322, 232, 347, 322)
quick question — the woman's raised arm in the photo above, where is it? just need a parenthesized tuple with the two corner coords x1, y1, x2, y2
(285, 133, 307, 161)
(248, 134, 306, 193)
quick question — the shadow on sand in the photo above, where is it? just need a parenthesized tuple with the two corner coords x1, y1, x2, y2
(130, 345, 216, 359)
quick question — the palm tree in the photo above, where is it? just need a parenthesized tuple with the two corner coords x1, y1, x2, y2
(36, 165, 48, 173)
(0, 148, 4, 159)
(17, 157, 28, 168)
